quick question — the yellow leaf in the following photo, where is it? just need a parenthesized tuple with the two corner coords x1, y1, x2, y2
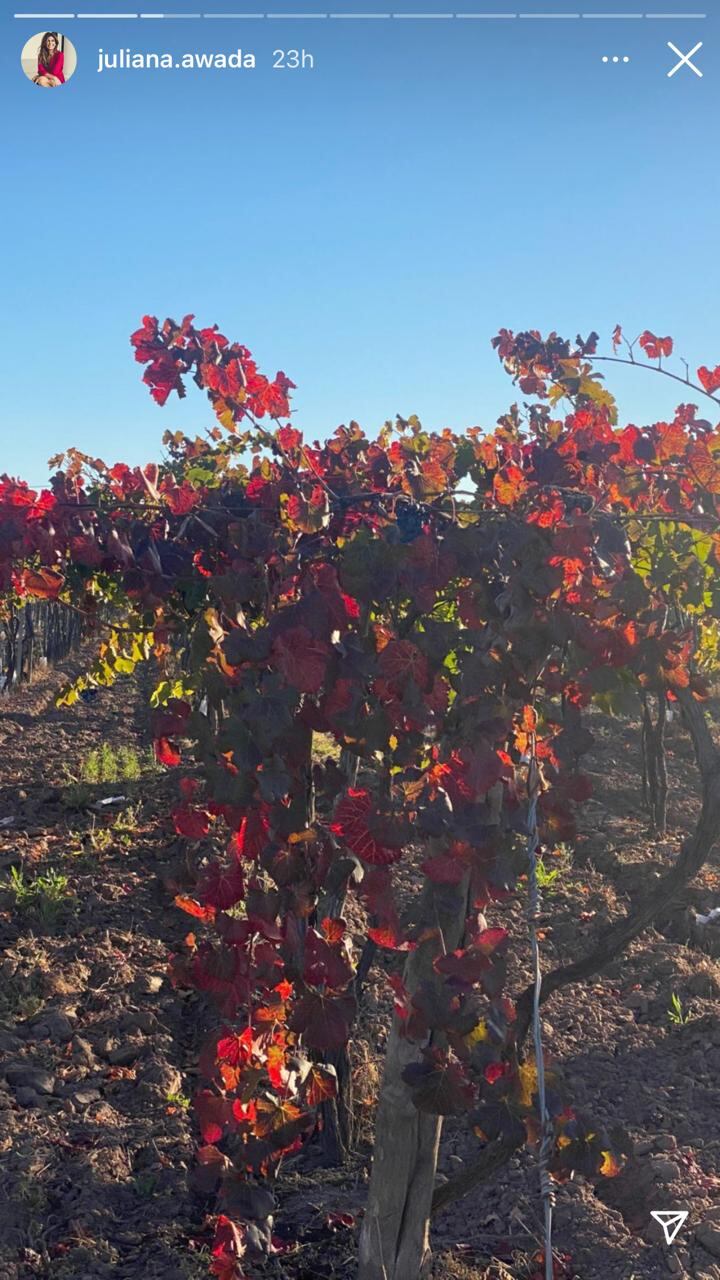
(516, 1059, 538, 1109)
(579, 376, 618, 423)
(599, 1150, 622, 1178)
(56, 685, 79, 708)
(204, 608, 225, 645)
(217, 405, 236, 433)
(288, 829, 317, 845)
(464, 1019, 488, 1048)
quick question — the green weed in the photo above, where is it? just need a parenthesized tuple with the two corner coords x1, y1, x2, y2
(166, 1090, 191, 1109)
(62, 743, 155, 810)
(112, 803, 141, 833)
(8, 866, 74, 924)
(80, 743, 150, 785)
(89, 826, 114, 852)
(668, 992, 691, 1026)
(534, 858, 561, 891)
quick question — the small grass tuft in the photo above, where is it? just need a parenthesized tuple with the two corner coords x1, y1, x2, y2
(668, 991, 691, 1027)
(535, 857, 562, 891)
(166, 1090, 191, 1109)
(7, 866, 74, 925)
(80, 742, 151, 785)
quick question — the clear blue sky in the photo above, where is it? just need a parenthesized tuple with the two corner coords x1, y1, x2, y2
(1, 4, 717, 480)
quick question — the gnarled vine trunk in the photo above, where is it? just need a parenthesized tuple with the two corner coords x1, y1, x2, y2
(358, 871, 471, 1280)
(641, 690, 668, 834)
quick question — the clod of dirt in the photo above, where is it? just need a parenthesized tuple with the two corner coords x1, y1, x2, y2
(71, 1087, 102, 1107)
(697, 1209, 720, 1259)
(134, 972, 164, 995)
(14, 1088, 40, 1108)
(28, 1009, 74, 1041)
(70, 1034, 96, 1066)
(107, 1040, 144, 1066)
(5, 1067, 55, 1095)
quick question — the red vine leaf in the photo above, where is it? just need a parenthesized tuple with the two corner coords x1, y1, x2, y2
(367, 924, 416, 950)
(210, 1215, 248, 1280)
(639, 331, 673, 361)
(155, 737, 181, 767)
(196, 860, 246, 911)
(173, 805, 211, 839)
(494, 465, 527, 507)
(19, 568, 65, 600)
(330, 789, 404, 866)
(301, 1062, 338, 1106)
(303, 927, 354, 990)
(289, 991, 357, 1050)
(196, 1091, 233, 1143)
(402, 1048, 476, 1115)
(272, 626, 330, 694)
(698, 364, 720, 395)
(174, 895, 216, 923)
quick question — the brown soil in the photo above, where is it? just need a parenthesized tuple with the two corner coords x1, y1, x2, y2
(1, 659, 719, 1280)
(0, 658, 204, 1280)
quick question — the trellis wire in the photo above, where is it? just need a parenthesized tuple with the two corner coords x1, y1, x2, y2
(526, 762, 556, 1280)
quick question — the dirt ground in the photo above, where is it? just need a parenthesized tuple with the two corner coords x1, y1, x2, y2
(0, 655, 719, 1280)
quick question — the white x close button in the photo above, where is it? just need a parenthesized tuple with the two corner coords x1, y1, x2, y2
(667, 40, 703, 78)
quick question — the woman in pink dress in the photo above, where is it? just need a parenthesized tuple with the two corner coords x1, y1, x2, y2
(34, 32, 65, 87)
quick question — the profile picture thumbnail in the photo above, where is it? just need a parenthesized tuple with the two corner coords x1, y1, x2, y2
(21, 31, 77, 87)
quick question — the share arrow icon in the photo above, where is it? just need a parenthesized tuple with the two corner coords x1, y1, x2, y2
(651, 1211, 689, 1245)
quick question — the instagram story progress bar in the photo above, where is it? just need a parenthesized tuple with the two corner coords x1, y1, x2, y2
(11, 7, 711, 19)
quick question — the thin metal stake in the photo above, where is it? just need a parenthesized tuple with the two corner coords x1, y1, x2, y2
(526, 760, 556, 1280)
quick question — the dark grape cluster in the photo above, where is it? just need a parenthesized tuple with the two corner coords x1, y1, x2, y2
(396, 501, 424, 543)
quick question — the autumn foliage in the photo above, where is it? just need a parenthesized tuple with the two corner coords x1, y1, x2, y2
(3, 316, 720, 1276)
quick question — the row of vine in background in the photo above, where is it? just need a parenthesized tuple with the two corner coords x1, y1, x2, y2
(1, 318, 720, 1280)
(0, 600, 82, 693)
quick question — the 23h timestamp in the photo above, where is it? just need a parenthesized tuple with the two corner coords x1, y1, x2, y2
(273, 49, 315, 69)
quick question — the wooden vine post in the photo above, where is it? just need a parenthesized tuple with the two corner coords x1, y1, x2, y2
(358, 871, 472, 1280)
